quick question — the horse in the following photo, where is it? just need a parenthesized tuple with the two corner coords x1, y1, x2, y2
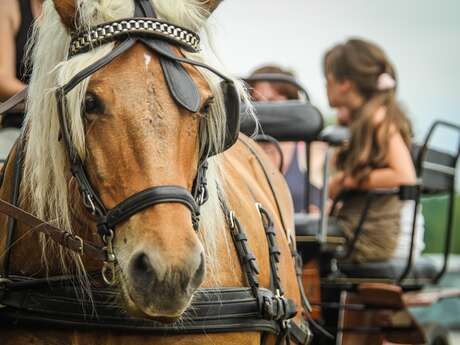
(0, 1, 310, 344)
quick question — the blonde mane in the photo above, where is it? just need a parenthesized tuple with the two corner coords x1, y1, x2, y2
(22, 0, 250, 277)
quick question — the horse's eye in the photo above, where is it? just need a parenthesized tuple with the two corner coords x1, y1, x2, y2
(84, 93, 104, 115)
(202, 98, 214, 115)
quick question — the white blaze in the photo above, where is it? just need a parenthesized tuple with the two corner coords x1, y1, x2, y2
(144, 52, 152, 69)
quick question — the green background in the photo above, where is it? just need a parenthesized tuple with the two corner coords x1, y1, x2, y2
(422, 195, 460, 254)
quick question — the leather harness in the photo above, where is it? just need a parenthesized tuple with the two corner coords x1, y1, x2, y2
(0, 1, 312, 343)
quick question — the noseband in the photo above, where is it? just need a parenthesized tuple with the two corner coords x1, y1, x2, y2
(54, 0, 240, 284)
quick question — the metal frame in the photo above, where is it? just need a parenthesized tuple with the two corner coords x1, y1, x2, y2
(415, 120, 460, 283)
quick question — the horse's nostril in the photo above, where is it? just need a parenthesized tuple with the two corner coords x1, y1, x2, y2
(132, 252, 153, 275)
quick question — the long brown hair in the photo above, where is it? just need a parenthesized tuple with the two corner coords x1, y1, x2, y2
(324, 38, 412, 185)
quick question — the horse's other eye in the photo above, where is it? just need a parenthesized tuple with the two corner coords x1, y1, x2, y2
(84, 93, 104, 115)
(202, 97, 214, 115)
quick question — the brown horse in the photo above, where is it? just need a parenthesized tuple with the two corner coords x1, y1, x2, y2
(0, 1, 305, 344)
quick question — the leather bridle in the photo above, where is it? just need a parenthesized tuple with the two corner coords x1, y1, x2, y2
(53, 0, 241, 284)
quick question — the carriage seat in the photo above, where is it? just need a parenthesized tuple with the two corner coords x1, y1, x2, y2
(337, 256, 438, 283)
(294, 213, 320, 234)
(317, 125, 350, 147)
(295, 213, 343, 237)
(240, 100, 323, 143)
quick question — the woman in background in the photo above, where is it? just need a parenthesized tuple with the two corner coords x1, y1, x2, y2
(324, 38, 424, 263)
(0, 0, 43, 158)
(248, 65, 324, 213)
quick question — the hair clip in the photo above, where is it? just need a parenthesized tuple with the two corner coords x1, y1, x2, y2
(377, 73, 396, 91)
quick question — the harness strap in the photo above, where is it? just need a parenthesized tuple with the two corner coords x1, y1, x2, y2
(0, 87, 27, 115)
(0, 198, 105, 260)
(257, 204, 283, 295)
(227, 212, 260, 297)
(0, 283, 292, 335)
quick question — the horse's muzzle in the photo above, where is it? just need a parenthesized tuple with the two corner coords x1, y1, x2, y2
(125, 248, 205, 319)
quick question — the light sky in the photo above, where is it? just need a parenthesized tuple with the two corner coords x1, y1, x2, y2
(211, 0, 459, 150)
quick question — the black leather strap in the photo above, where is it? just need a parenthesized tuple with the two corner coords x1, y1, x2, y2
(62, 39, 137, 95)
(228, 214, 260, 297)
(135, 0, 157, 17)
(258, 205, 283, 294)
(0, 282, 290, 335)
(102, 185, 199, 232)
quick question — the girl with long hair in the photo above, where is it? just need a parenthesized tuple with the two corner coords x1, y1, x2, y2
(324, 38, 424, 262)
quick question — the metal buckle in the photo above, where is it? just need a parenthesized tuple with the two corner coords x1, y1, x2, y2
(197, 185, 206, 206)
(63, 232, 84, 256)
(74, 235, 84, 256)
(229, 211, 236, 230)
(82, 192, 96, 215)
(102, 230, 117, 286)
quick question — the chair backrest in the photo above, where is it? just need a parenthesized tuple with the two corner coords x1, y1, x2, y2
(241, 75, 324, 212)
(240, 100, 324, 142)
(412, 144, 458, 195)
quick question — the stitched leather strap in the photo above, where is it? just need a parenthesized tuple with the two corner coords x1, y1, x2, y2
(0, 198, 105, 260)
(0, 284, 288, 335)
(101, 185, 199, 232)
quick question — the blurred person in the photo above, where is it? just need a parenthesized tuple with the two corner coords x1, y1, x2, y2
(0, 0, 43, 158)
(248, 65, 324, 213)
(324, 38, 424, 263)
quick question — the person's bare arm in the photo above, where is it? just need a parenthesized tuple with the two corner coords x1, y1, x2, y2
(361, 131, 416, 188)
(340, 129, 416, 190)
(0, 0, 25, 102)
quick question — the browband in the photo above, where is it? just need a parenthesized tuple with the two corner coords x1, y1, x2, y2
(69, 17, 200, 57)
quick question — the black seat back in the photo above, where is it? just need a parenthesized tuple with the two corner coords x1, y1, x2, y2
(241, 75, 324, 211)
(412, 144, 458, 195)
(240, 100, 324, 142)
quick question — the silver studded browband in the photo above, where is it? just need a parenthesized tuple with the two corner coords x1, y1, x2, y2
(69, 18, 200, 57)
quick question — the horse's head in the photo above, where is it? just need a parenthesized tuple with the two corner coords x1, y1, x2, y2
(50, 0, 227, 320)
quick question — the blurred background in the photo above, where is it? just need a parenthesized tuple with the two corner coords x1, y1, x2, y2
(211, 0, 460, 252)
(212, 0, 459, 148)
(212, 0, 460, 330)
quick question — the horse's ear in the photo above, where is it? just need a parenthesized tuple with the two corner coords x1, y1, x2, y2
(203, 0, 224, 16)
(53, 0, 78, 30)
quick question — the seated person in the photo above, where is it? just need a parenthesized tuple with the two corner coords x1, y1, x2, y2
(324, 38, 425, 263)
(0, 0, 43, 159)
(248, 65, 325, 213)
